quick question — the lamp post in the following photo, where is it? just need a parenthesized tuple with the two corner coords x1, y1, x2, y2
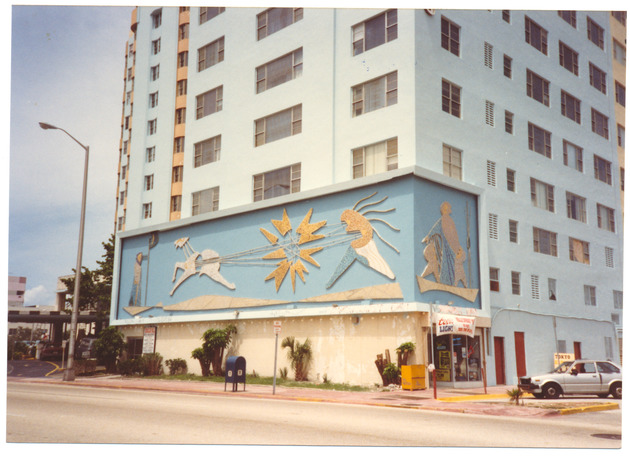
(39, 122, 89, 382)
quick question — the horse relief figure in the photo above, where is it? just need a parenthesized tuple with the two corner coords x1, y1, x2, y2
(170, 237, 235, 296)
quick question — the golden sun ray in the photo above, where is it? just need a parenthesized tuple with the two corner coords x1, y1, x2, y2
(263, 248, 287, 260)
(271, 209, 292, 236)
(297, 208, 327, 245)
(260, 227, 279, 244)
(299, 246, 323, 267)
(290, 260, 308, 292)
(265, 260, 291, 292)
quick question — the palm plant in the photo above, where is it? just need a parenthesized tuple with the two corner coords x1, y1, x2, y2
(281, 336, 312, 381)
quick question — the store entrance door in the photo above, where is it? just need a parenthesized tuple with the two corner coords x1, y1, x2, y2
(494, 336, 506, 385)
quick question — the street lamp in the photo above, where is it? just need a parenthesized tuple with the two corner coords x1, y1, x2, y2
(39, 122, 89, 382)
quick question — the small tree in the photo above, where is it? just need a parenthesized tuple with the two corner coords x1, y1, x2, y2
(192, 324, 237, 376)
(281, 336, 312, 381)
(396, 341, 416, 367)
(93, 326, 126, 372)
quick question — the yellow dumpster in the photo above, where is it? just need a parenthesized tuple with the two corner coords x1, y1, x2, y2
(401, 364, 426, 390)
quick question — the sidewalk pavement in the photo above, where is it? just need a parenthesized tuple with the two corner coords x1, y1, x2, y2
(11, 370, 619, 418)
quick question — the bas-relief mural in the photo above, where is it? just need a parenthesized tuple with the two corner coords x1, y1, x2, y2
(118, 188, 479, 319)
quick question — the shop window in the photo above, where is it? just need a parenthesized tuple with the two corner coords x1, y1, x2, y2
(430, 333, 482, 382)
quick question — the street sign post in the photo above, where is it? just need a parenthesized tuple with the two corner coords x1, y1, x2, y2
(272, 321, 281, 394)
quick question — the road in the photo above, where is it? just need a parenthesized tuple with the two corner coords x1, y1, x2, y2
(6, 382, 621, 447)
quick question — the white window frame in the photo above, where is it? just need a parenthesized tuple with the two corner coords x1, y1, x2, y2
(352, 72, 397, 117)
(253, 163, 301, 202)
(352, 138, 398, 179)
(352, 9, 398, 56)
(194, 135, 221, 168)
(256, 48, 303, 94)
(192, 187, 220, 215)
(254, 105, 302, 147)
(196, 86, 223, 119)
(198, 37, 225, 72)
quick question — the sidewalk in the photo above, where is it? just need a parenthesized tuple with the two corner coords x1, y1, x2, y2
(12, 371, 618, 417)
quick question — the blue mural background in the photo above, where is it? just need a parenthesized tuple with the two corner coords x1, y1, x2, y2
(114, 175, 480, 320)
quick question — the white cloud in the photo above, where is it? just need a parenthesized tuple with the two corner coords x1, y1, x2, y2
(24, 284, 55, 307)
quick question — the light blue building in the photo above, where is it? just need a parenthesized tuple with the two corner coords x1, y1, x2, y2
(113, 7, 623, 386)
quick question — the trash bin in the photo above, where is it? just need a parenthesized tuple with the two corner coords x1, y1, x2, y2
(401, 364, 426, 390)
(224, 356, 246, 392)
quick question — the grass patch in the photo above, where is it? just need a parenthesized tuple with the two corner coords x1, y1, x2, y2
(138, 373, 371, 392)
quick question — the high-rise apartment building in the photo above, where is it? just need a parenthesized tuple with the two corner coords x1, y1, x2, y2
(112, 8, 623, 386)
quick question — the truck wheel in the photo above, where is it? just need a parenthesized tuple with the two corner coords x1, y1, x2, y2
(543, 383, 561, 399)
(610, 382, 621, 399)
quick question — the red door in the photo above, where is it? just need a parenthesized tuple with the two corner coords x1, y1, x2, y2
(574, 341, 582, 360)
(514, 332, 527, 378)
(494, 337, 506, 385)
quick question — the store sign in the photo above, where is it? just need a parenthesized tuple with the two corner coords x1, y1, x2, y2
(142, 326, 157, 354)
(554, 352, 574, 366)
(434, 313, 476, 336)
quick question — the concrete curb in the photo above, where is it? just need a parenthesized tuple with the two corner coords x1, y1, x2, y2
(557, 402, 619, 415)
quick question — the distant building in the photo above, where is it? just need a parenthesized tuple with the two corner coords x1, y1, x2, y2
(8, 275, 26, 307)
(111, 8, 624, 386)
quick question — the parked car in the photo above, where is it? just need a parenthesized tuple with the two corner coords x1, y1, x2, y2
(75, 337, 98, 359)
(40, 342, 67, 361)
(518, 359, 622, 399)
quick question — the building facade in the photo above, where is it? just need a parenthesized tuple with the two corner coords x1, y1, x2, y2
(112, 8, 623, 386)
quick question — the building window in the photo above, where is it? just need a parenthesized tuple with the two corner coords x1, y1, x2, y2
(119, 190, 125, 205)
(613, 290, 623, 309)
(505, 110, 513, 134)
(352, 9, 398, 56)
(150, 64, 160, 81)
(597, 204, 615, 232)
(485, 101, 495, 127)
(352, 72, 397, 117)
(171, 195, 182, 213)
(566, 192, 586, 222)
(175, 108, 186, 125)
(562, 140, 583, 172)
(613, 40, 626, 65)
(528, 123, 551, 158)
(533, 227, 558, 256)
(441, 16, 460, 56)
(443, 144, 462, 180)
(511, 271, 521, 295)
(509, 219, 518, 243)
(144, 174, 154, 191)
(484, 42, 493, 69)
(173, 137, 185, 154)
(178, 51, 189, 68)
(196, 86, 223, 120)
(561, 91, 581, 124)
(612, 11, 627, 25)
(255, 105, 302, 147)
(587, 17, 604, 49)
(530, 178, 554, 212)
(503, 54, 512, 78)
(194, 135, 221, 168)
(502, 10, 510, 23)
(488, 213, 498, 240)
(548, 278, 557, 301)
(442, 79, 461, 117)
(143, 203, 152, 219)
(531, 274, 540, 300)
(526, 70, 550, 106)
(192, 187, 220, 215)
(486, 160, 496, 186)
(256, 48, 303, 94)
(621, 167, 625, 191)
(591, 109, 609, 140)
(352, 138, 398, 178)
(558, 11, 576, 27)
(147, 119, 157, 135)
(489, 268, 500, 292)
(615, 81, 625, 107)
(146, 147, 155, 163)
(506, 168, 516, 192)
(151, 9, 162, 28)
(593, 155, 612, 184)
(200, 7, 225, 24)
(149, 91, 159, 108)
(177, 80, 187, 96)
(253, 163, 301, 202)
(172, 166, 183, 183)
(569, 238, 590, 264)
(179, 23, 189, 41)
(152, 38, 161, 55)
(559, 42, 579, 75)
(584, 285, 597, 306)
(117, 215, 125, 231)
(525, 16, 548, 55)
(198, 37, 225, 72)
(605, 247, 614, 268)
(121, 165, 127, 180)
(125, 116, 130, 130)
(257, 7, 303, 40)
(589, 63, 607, 94)
(619, 125, 626, 149)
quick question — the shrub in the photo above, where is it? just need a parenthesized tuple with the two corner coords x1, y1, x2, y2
(192, 324, 237, 376)
(93, 326, 126, 372)
(117, 359, 141, 376)
(165, 358, 188, 375)
(139, 353, 163, 376)
(279, 367, 288, 380)
(396, 341, 416, 366)
(281, 336, 312, 381)
(382, 363, 400, 385)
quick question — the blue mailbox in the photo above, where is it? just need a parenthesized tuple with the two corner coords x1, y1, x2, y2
(224, 356, 246, 392)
